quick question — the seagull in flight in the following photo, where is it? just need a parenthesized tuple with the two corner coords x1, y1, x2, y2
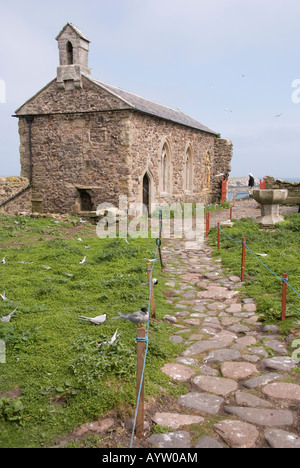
(274, 113, 283, 118)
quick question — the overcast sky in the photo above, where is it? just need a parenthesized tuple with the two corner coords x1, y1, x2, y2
(0, 0, 299, 179)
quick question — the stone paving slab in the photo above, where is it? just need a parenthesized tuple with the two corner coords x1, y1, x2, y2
(214, 420, 259, 448)
(243, 373, 282, 389)
(221, 362, 259, 380)
(161, 363, 196, 381)
(147, 431, 191, 448)
(192, 376, 238, 396)
(152, 412, 204, 429)
(261, 356, 297, 371)
(178, 392, 224, 415)
(195, 436, 224, 448)
(181, 340, 228, 356)
(264, 429, 300, 448)
(225, 407, 294, 426)
(235, 391, 274, 408)
(262, 382, 300, 401)
(204, 348, 241, 363)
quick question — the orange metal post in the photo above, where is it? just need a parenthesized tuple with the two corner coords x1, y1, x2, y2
(206, 212, 210, 237)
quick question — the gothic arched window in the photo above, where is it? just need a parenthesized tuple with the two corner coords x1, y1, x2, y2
(161, 143, 170, 193)
(185, 146, 193, 191)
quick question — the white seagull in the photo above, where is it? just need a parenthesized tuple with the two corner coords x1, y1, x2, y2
(102, 330, 120, 345)
(2, 257, 6, 264)
(0, 292, 8, 301)
(0, 308, 18, 323)
(79, 314, 107, 325)
(79, 256, 86, 264)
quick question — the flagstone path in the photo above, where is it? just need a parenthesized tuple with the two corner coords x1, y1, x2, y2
(146, 238, 300, 449)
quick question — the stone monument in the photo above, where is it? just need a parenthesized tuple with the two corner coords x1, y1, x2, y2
(253, 189, 288, 227)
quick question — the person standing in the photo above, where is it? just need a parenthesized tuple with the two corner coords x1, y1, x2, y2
(248, 173, 255, 198)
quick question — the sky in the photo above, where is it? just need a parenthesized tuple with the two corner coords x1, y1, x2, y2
(0, 0, 299, 179)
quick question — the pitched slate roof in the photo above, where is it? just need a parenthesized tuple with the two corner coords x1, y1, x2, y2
(87, 76, 217, 135)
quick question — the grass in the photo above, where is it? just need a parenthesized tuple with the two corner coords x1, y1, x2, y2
(0, 214, 185, 448)
(208, 214, 300, 333)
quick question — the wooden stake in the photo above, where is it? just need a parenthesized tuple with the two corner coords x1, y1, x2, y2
(282, 273, 288, 322)
(147, 263, 156, 318)
(217, 223, 220, 250)
(136, 326, 145, 438)
(230, 207, 233, 220)
(241, 238, 246, 281)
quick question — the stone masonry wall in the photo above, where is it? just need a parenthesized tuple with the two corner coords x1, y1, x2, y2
(18, 111, 130, 214)
(265, 176, 300, 203)
(0, 177, 32, 214)
(128, 112, 232, 207)
(212, 138, 233, 202)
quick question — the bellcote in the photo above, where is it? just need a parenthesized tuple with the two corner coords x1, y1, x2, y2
(56, 23, 91, 90)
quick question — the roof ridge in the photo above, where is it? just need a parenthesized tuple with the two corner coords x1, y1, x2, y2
(86, 75, 217, 134)
(93, 78, 184, 115)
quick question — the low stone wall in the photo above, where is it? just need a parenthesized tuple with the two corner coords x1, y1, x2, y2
(264, 176, 300, 204)
(0, 177, 32, 214)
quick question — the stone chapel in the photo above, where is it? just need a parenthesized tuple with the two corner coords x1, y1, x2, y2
(12, 23, 232, 217)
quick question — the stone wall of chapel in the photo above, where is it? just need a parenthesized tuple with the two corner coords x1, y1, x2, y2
(127, 112, 231, 206)
(0, 177, 31, 214)
(18, 111, 131, 214)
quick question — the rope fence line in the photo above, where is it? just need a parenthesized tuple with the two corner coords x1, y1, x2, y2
(130, 210, 163, 448)
(214, 223, 300, 321)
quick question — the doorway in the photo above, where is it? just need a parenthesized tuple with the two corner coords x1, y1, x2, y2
(78, 189, 94, 211)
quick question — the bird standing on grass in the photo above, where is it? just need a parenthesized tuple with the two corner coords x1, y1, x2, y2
(0, 308, 18, 323)
(79, 314, 107, 325)
(0, 292, 8, 301)
(114, 308, 149, 325)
